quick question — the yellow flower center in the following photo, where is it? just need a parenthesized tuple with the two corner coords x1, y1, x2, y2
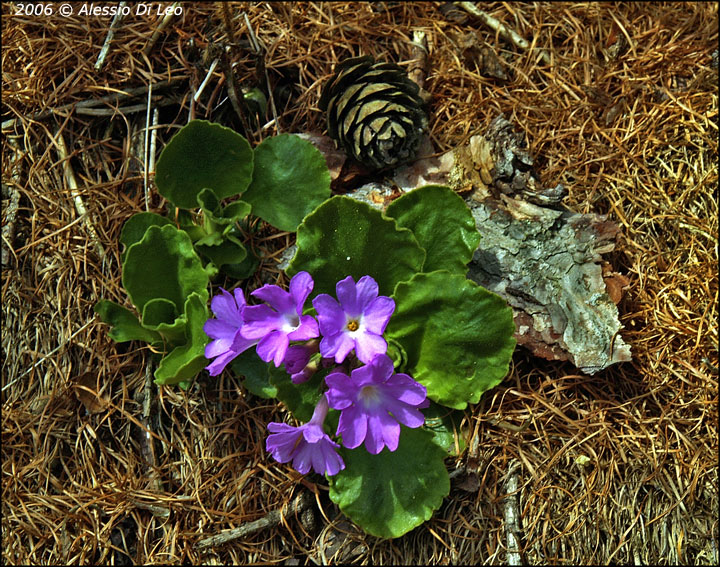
(346, 319, 359, 332)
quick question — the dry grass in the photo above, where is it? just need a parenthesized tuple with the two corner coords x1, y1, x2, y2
(2, 2, 717, 564)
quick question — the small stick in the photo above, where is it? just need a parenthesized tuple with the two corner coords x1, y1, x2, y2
(139, 361, 164, 492)
(243, 12, 279, 132)
(194, 58, 220, 102)
(147, 108, 160, 212)
(196, 492, 313, 548)
(408, 29, 431, 104)
(503, 460, 524, 566)
(0, 187, 20, 266)
(55, 132, 106, 258)
(72, 101, 176, 116)
(143, 2, 180, 57)
(143, 83, 153, 211)
(220, 9, 254, 140)
(408, 29, 429, 90)
(95, 2, 128, 71)
(1, 140, 23, 267)
(1, 79, 185, 129)
(219, 48, 254, 141)
(456, 2, 551, 66)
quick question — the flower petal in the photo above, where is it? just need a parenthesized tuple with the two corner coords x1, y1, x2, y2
(203, 319, 238, 341)
(320, 331, 356, 363)
(205, 349, 238, 376)
(289, 271, 314, 314)
(337, 406, 366, 449)
(210, 288, 243, 324)
(362, 296, 395, 334)
(256, 331, 290, 366)
(325, 372, 355, 409)
(354, 332, 388, 364)
(287, 315, 319, 340)
(230, 328, 258, 354)
(335, 275, 362, 316)
(386, 402, 426, 429)
(252, 284, 294, 314)
(312, 294, 345, 335)
(233, 288, 247, 310)
(292, 448, 313, 475)
(384, 373, 428, 405)
(321, 445, 345, 476)
(241, 305, 284, 338)
(364, 410, 399, 454)
(204, 336, 233, 359)
(354, 275, 380, 312)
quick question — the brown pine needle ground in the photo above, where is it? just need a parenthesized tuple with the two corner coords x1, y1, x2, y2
(2, 2, 717, 564)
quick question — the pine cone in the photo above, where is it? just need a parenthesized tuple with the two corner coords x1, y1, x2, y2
(319, 56, 428, 171)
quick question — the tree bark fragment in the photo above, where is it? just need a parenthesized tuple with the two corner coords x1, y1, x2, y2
(293, 115, 632, 374)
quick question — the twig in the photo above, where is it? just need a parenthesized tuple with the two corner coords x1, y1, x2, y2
(196, 492, 313, 548)
(138, 361, 164, 492)
(219, 8, 255, 140)
(143, 2, 180, 56)
(194, 58, 220, 102)
(73, 98, 178, 116)
(408, 29, 431, 104)
(503, 460, 524, 566)
(219, 46, 254, 141)
(54, 132, 106, 258)
(1, 79, 186, 129)
(222, 3, 237, 44)
(408, 29, 429, 90)
(95, 2, 128, 71)
(144, 83, 153, 211)
(243, 12, 279, 133)
(147, 108, 160, 212)
(456, 2, 551, 66)
(1, 140, 23, 267)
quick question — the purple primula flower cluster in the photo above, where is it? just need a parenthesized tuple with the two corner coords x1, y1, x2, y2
(203, 272, 428, 477)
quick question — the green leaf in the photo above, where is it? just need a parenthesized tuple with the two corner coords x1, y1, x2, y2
(231, 349, 278, 399)
(220, 250, 259, 280)
(197, 188, 251, 228)
(122, 224, 209, 314)
(94, 300, 162, 344)
(153, 292, 210, 388)
(141, 298, 186, 345)
(422, 402, 467, 456)
(387, 271, 516, 410)
(329, 427, 450, 539)
(287, 196, 425, 298)
(119, 212, 173, 262)
(171, 208, 205, 241)
(196, 235, 248, 270)
(385, 185, 481, 274)
(242, 134, 331, 231)
(155, 120, 254, 209)
(222, 200, 252, 223)
(141, 297, 178, 327)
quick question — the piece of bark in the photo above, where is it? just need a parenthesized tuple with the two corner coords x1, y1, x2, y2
(451, 32, 509, 81)
(280, 115, 631, 374)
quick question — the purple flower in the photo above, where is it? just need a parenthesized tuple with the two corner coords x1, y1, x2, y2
(266, 396, 345, 476)
(241, 271, 319, 367)
(312, 275, 395, 364)
(283, 340, 320, 384)
(325, 354, 428, 454)
(203, 287, 258, 376)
